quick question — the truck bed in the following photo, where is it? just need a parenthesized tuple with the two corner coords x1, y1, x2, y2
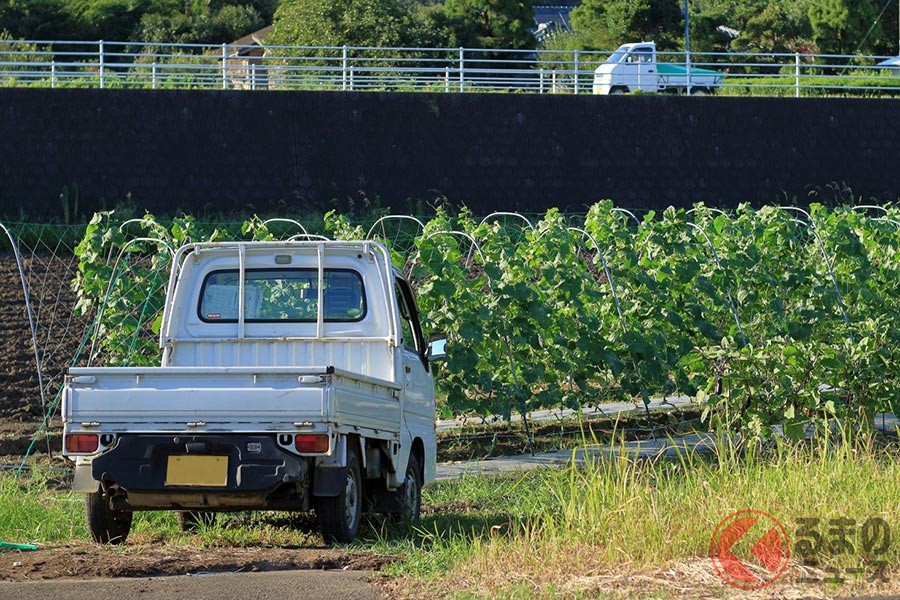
(657, 63, 722, 77)
(63, 365, 401, 436)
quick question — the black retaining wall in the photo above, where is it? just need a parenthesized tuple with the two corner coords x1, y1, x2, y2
(0, 87, 898, 219)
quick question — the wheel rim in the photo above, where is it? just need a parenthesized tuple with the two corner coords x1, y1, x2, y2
(344, 468, 359, 531)
(403, 471, 420, 521)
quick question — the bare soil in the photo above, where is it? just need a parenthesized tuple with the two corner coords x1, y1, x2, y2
(0, 253, 86, 423)
(0, 252, 89, 456)
(0, 544, 394, 581)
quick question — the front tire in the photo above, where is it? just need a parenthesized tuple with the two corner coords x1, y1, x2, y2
(398, 454, 422, 524)
(85, 491, 132, 544)
(317, 447, 363, 543)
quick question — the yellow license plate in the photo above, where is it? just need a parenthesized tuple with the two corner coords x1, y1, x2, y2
(165, 455, 228, 487)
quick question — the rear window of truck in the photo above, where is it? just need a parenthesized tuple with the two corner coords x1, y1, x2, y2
(198, 268, 366, 323)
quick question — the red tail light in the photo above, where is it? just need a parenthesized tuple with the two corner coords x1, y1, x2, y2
(66, 434, 99, 453)
(295, 434, 329, 453)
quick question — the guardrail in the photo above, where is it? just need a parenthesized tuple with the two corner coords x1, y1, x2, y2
(1, 39, 899, 96)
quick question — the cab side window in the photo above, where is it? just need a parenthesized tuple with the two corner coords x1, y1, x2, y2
(395, 278, 429, 369)
(395, 283, 417, 353)
(628, 48, 652, 63)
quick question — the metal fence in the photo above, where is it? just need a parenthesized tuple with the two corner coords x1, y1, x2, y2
(1, 38, 900, 96)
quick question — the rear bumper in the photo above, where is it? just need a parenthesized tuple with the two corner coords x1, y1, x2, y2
(91, 434, 310, 510)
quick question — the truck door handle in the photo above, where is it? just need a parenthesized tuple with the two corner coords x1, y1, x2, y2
(405, 366, 412, 374)
(648, 70, 655, 73)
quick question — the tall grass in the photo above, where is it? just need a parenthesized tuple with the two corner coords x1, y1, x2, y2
(397, 433, 900, 597)
(0, 468, 84, 543)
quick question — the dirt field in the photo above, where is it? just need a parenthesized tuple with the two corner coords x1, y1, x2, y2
(0, 543, 392, 581)
(0, 253, 87, 440)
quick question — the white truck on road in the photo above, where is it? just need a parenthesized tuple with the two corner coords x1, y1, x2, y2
(593, 42, 724, 95)
(62, 240, 443, 544)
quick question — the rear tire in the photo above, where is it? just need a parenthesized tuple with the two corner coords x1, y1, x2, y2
(317, 446, 363, 543)
(85, 491, 132, 545)
(177, 510, 217, 532)
(609, 86, 627, 95)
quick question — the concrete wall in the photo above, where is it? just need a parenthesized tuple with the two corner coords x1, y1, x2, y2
(0, 88, 897, 219)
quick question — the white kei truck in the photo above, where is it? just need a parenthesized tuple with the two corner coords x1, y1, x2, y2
(62, 240, 444, 544)
(593, 42, 724, 95)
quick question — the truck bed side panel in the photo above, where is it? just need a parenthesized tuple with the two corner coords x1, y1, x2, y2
(64, 367, 400, 435)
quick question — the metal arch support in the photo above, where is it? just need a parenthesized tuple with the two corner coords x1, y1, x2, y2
(852, 205, 889, 215)
(780, 210, 853, 333)
(478, 212, 535, 231)
(116, 237, 177, 257)
(263, 218, 309, 238)
(685, 222, 747, 343)
(568, 227, 625, 329)
(874, 217, 900, 229)
(89, 236, 176, 365)
(118, 218, 169, 236)
(569, 226, 655, 428)
(611, 207, 641, 227)
(0, 222, 46, 413)
(421, 229, 487, 268)
(407, 228, 487, 279)
(778, 205, 813, 222)
(287, 233, 331, 241)
(469, 213, 533, 268)
(414, 228, 534, 450)
(686, 206, 730, 219)
(366, 215, 426, 241)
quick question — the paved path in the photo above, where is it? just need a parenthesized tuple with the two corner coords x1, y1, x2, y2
(435, 432, 718, 480)
(436, 395, 694, 431)
(0, 570, 380, 600)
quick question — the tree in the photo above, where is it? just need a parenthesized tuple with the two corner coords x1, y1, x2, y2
(268, 0, 410, 49)
(685, 0, 815, 54)
(809, 0, 880, 55)
(67, 0, 149, 40)
(569, 0, 683, 51)
(406, 3, 466, 48)
(139, 3, 264, 43)
(0, 0, 272, 44)
(442, 0, 535, 49)
(0, 0, 87, 40)
(734, 0, 813, 53)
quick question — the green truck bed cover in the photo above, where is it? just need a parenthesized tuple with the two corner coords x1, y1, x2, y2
(657, 63, 723, 77)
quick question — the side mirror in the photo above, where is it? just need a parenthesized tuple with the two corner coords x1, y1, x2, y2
(427, 333, 447, 362)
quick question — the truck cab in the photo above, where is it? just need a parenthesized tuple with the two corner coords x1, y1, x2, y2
(593, 43, 659, 95)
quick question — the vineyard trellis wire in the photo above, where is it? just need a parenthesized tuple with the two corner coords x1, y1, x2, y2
(2, 201, 900, 470)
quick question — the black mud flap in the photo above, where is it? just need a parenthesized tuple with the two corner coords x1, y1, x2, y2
(313, 466, 347, 497)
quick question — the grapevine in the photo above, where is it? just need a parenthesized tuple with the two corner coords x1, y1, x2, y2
(72, 201, 900, 437)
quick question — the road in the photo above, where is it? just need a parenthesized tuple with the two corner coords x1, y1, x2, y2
(0, 570, 380, 600)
